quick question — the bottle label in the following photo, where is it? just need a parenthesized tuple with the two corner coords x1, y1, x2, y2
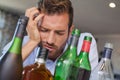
(9, 37, 22, 54)
(103, 48, 112, 59)
(81, 40, 91, 53)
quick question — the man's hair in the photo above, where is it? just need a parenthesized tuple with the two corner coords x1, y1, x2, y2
(38, 0, 73, 28)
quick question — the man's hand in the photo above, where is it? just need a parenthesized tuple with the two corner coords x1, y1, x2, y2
(25, 7, 44, 44)
(22, 7, 44, 61)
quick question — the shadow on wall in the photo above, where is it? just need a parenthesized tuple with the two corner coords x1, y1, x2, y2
(0, 9, 19, 56)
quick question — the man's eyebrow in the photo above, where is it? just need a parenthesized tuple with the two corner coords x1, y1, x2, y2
(40, 26, 45, 28)
(55, 30, 66, 32)
(41, 26, 66, 32)
(40, 26, 49, 30)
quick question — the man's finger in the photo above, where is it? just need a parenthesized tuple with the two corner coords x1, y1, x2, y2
(34, 13, 44, 26)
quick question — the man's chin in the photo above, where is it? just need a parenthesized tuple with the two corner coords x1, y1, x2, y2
(47, 51, 57, 61)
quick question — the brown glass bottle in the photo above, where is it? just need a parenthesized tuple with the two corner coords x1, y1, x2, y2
(0, 16, 28, 80)
(22, 46, 53, 80)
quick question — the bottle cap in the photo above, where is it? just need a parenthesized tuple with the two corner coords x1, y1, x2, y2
(103, 43, 113, 59)
(20, 16, 29, 21)
(84, 36, 92, 42)
(104, 43, 113, 49)
(72, 28, 80, 37)
(19, 16, 29, 24)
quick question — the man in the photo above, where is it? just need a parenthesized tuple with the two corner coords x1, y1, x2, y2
(1, 0, 98, 75)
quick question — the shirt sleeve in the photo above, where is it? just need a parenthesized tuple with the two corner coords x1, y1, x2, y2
(77, 32, 99, 70)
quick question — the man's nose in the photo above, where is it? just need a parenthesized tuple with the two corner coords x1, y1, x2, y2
(46, 32, 56, 45)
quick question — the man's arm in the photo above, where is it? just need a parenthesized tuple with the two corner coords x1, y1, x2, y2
(22, 7, 44, 61)
(22, 39, 39, 61)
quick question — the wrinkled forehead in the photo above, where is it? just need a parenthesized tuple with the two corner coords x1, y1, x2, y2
(41, 13, 69, 28)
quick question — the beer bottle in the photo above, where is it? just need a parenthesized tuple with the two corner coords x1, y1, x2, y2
(22, 46, 53, 80)
(0, 16, 28, 80)
(54, 28, 80, 80)
(68, 36, 92, 80)
(90, 43, 114, 80)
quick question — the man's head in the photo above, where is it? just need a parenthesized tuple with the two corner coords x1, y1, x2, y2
(38, 0, 74, 61)
(38, 0, 73, 29)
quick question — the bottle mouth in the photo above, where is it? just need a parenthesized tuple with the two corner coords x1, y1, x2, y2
(104, 43, 113, 49)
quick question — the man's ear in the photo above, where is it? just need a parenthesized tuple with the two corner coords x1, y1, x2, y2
(69, 24, 74, 35)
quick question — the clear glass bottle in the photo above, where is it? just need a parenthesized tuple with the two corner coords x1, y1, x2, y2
(0, 16, 28, 80)
(22, 46, 53, 80)
(53, 28, 80, 80)
(68, 36, 92, 80)
(90, 43, 114, 80)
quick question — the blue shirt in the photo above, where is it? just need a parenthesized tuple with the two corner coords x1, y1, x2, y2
(1, 32, 98, 75)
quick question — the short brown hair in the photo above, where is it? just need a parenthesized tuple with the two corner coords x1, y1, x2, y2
(38, 0, 73, 28)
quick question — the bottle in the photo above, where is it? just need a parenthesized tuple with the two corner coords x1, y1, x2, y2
(22, 46, 53, 80)
(0, 16, 28, 80)
(54, 28, 80, 80)
(90, 43, 114, 80)
(68, 36, 92, 80)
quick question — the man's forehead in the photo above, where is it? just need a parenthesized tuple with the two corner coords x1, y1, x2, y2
(40, 25, 68, 31)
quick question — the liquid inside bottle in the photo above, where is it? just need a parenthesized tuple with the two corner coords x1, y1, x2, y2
(68, 65, 91, 80)
(22, 47, 53, 80)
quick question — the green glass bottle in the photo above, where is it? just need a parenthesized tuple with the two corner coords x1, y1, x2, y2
(53, 28, 80, 80)
(68, 36, 92, 80)
(0, 16, 28, 80)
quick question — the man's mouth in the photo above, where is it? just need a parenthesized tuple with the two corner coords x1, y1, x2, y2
(43, 44, 55, 51)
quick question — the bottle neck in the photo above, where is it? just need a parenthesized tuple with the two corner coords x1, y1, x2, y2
(35, 58, 45, 64)
(36, 47, 49, 64)
(81, 40, 91, 54)
(70, 35, 79, 48)
(103, 48, 113, 59)
(77, 40, 91, 70)
(9, 16, 28, 54)
(15, 23, 25, 39)
(15, 16, 28, 38)
(78, 40, 91, 60)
